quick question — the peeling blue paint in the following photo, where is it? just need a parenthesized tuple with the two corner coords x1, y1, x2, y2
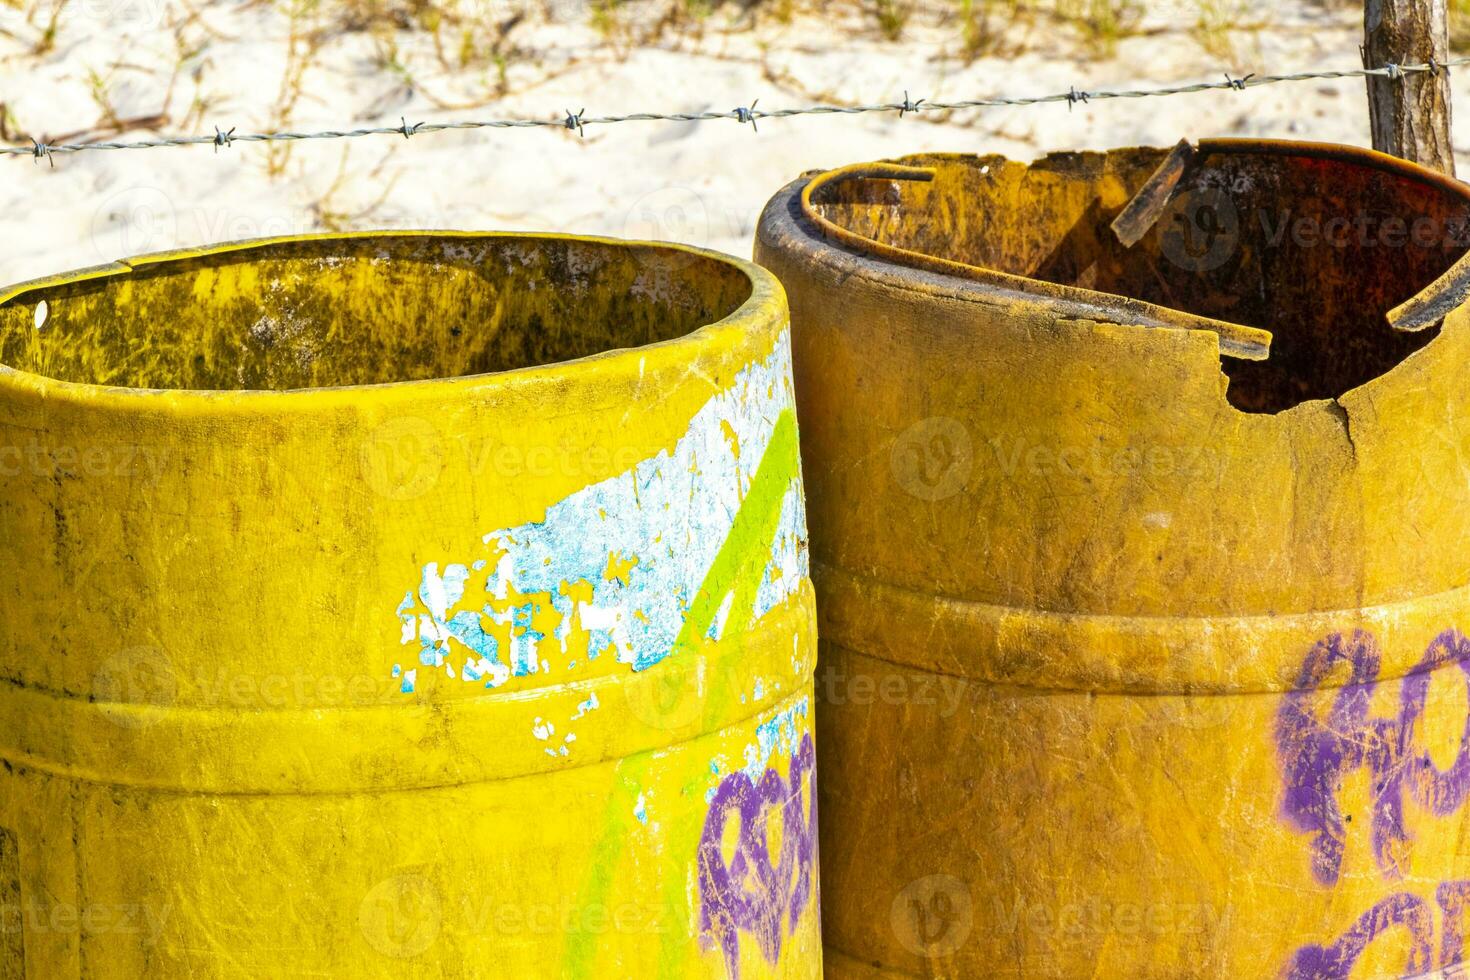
(389, 331, 810, 762)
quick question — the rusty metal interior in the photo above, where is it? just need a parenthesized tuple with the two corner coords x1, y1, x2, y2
(808, 143, 1470, 413)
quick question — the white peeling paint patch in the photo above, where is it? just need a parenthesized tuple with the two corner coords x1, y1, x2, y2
(707, 592, 735, 642)
(392, 330, 807, 715)
(702, 697, 812, 802)
(754, 479, 809, 621)
(474, 331, 800, 674)
(634, 792, 649, 825)
(740, 696, 810, 781)
(571, 692, 600, 720)
(704, 755, 728, 802)
(533, 718, 555, 741)
(398, 564, 493, 677)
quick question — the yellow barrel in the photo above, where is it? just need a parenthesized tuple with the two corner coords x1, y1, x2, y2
(755, 140, 1470, 978)
(0, 232, 820, 979)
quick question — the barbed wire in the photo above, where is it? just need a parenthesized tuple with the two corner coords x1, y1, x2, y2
(5, 56, 1467, 162)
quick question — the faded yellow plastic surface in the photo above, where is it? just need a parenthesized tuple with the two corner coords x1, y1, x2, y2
(0, 232, 819, 979)
(756, 142, 1470, 979)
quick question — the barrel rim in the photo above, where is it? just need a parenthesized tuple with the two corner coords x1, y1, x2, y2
(0, 229, 784, 402)
(763, 138, 1470, 411)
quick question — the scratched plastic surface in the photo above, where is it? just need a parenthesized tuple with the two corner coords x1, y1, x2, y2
(0, 232, 820, 979)
(757, 141, 1470, 979)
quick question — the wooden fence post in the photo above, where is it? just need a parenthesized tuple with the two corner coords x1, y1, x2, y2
(1364, 0, 1456, 175)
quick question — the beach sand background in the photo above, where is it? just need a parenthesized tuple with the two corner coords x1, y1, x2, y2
(1, 0, 1467, 286)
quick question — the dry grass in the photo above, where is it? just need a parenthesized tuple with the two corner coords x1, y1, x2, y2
(1301, 0, 1468, 53)
(1189, 0, 1268, 59)
(0, 0, 65, 55)
(309, 143, 402, 229)
(1048, 0, 1147, 54)
(2, 0, 1268, 69)
(0, 0, 1272, 166)
(263, 0, 326, 177)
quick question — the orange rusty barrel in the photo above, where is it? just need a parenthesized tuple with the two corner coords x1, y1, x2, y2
(756, 140, 1470, 978)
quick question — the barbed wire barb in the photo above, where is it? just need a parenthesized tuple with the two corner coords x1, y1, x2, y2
(3, 56, 1467, 160)
(734, 100, 760, 133)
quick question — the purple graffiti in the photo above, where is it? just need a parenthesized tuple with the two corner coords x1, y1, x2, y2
(1275, 630, 1387, 884)
(697, 732, 818, 979)
(1399, 631, 1470, 818)
(1285, 892, 1434, 980)
(1437, 880, 1470, 967)
(1275, 628, 1470, 885)
(1286, 881, 1470, 977)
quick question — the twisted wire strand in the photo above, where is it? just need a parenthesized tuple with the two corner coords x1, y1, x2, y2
(4, 57, 1463, 160)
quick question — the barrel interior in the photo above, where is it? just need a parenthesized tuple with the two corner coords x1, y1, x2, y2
(808, 147, 1470, 413)
(0, 236, 752, 391)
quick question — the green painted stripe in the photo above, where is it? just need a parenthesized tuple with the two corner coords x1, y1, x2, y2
(564, 406, 803, 979)
(672, 407, 801, 660)
(656, 407, 802, 980)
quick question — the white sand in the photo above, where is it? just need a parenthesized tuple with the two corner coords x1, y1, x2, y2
(0, 0, 1466, 286)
